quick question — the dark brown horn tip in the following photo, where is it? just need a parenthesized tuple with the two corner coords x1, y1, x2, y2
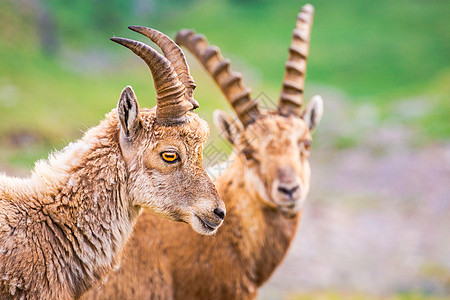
(128, 25, 141, 30)
(110, 37, 133, 46)
(128, 25, 152, 35)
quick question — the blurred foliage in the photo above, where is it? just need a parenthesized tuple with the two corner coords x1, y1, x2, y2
(3, 0, 448, 97)
(0, 0, 449, 169)
(2, 0, 449, 94)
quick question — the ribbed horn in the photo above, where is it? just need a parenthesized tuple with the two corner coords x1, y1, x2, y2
(175, 29, 260, 127)
(110, 37, 193, 124)
(278, 4, 314, 116)
(128, 26, 199, 109)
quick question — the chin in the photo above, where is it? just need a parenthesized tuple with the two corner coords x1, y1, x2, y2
(280, 208, 300, 218)
(188, 214, 221, 236)
(275, 200, 304, 218)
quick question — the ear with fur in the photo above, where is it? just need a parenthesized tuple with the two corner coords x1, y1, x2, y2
(213, 110, 243, 145)
(117, 86, 140, 137)
(302, 95, 323, 132)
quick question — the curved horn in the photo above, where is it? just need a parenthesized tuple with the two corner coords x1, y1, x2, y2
(128, 26, 199, 109)
(175, 29, 259, 127)
(278, 4, 314, 116)
(110, 37, 193, 124)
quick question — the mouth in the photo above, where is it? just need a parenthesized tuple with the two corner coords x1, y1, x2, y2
(284, 203, 296, 209)
(277, 202, 300, 218)
(196, 215, 220, 232)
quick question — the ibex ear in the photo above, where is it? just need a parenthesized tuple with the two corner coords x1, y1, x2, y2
(117, 86, 140, 137)
(302, 95, 323, 132)
(213, 110, 243, 145)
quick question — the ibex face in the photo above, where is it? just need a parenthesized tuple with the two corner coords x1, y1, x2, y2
(117, 89, 224, 236)
(214, 97, 322, 217)
(176, 4, 321, 217)
(111, 27, 225, 235)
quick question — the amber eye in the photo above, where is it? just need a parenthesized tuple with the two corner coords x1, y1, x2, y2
(304, 140, 312, 151)
(243, 148, 254, 160)
(161, 152, 179, 163)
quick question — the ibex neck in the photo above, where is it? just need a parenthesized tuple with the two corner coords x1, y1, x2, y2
(38, 119, 139, 296)
(216, 161, 300, 287)
(0, 116, 140, 299)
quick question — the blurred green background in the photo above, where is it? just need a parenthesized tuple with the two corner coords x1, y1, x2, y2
(0, 0, 449, 299)
(0, 0, 448, 169)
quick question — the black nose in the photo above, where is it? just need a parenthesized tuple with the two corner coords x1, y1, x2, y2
(213, 208, 225, 220)
(278, 185, 299, 198)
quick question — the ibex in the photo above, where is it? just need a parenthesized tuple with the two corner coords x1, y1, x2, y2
(83, 4, 323, 300)
(0, 27, 225, 300)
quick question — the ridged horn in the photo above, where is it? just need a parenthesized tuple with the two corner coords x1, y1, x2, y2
(175, 29, 260, 127)
(128, 26, 199, 109)
(278, 4, 314, 116)
(110, 37, 193, 124)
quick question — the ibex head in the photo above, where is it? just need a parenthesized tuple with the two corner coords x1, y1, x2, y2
(176, 4, 323, 217)
(111, 27, 225, 235)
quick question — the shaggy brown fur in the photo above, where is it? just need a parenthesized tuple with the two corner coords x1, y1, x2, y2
(82, 106, 323, 299)
(0, 87, 224, 300)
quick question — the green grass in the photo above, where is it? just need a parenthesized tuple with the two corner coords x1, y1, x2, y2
(4, 0, 448, 98)
(416, 72, 450, 139)
(0, 0, 449, 169)
(166, 0, 449, 100)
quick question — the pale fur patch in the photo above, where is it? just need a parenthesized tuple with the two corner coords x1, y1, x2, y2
(32, 142, 91, 191)
(303, 95, 323, 131)
(244, 167, 276, 209)
(0, 140, 93, 204)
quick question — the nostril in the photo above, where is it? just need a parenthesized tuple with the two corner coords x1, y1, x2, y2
(278, 185, 299, 196)
(278, 187, 289, 195)
(290, 185, 299, 193)
(213, 208, 225, 220)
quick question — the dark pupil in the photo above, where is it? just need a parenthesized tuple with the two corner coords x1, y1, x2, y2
(243, 149, 253, 160)
(163, 153, 177, 161)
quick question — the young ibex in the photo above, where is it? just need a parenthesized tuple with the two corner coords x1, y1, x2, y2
(0, 27, 225, 300)
(83, 4, 323, 300)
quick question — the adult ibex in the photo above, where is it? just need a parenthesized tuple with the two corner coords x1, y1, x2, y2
(83, 4, 323, 300)
(0, 27, 225, 300)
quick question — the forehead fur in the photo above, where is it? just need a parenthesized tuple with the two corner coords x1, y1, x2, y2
(242, 113, 308, 146)
(151, 111, 209, 145)
(115, 108, 210, 146)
